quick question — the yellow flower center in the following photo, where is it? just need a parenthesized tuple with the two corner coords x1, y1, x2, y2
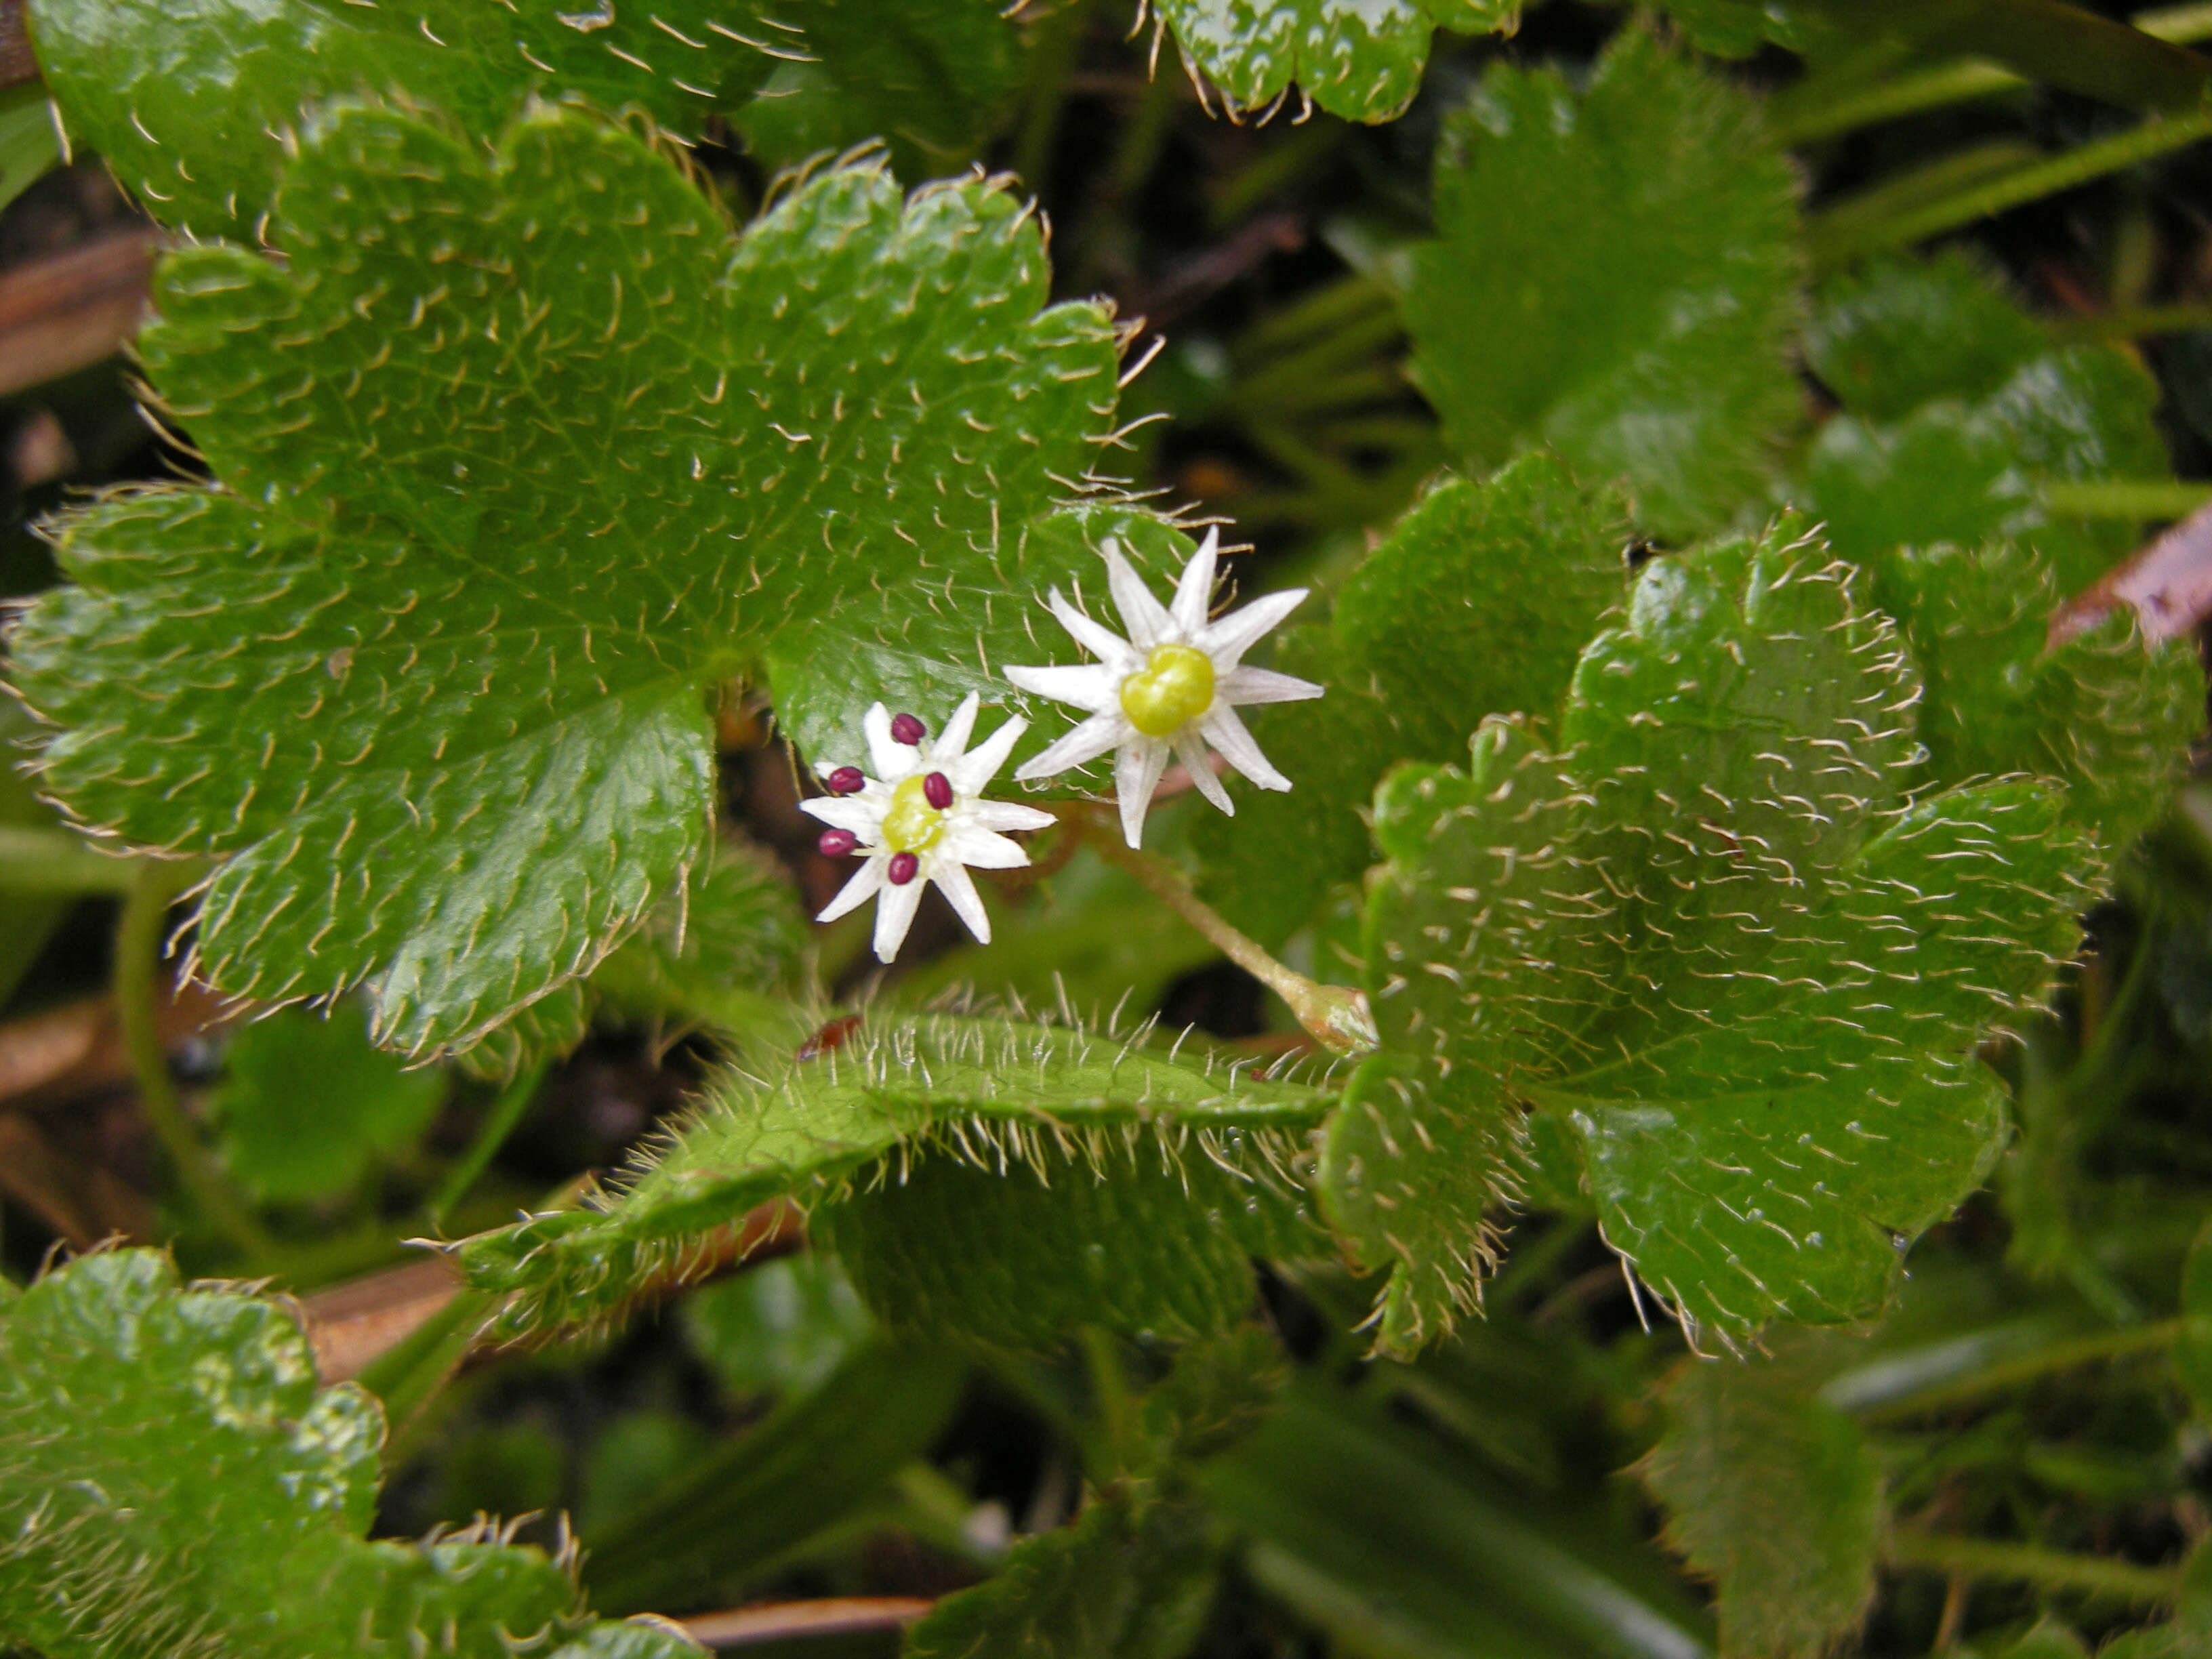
(880, 774, 946, 854)
(1118, 642, 1215, 738)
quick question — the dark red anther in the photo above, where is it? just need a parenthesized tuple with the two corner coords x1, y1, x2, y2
(825, 766, 865, 796)
(922, 771, 954, 810)
(817, 828, 858, 857)
(890, 712, 926, 745)
(798, 1014, 863, 1061)
(887, 851, 920, 885)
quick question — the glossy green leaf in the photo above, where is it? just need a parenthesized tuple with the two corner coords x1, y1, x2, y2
(1855, 541, 2201, 851)
(1641, 1355, 1883, 1659)
(1153, 0, 1520, 124)
(1804, 255, 2052, 426)
(583, 1337, 969, 1614)
(457, 1009, 1331, 1339)
(0, 1249, 699, 1659)
(1798, 338, 2168, 594)
(1404, 30, 1802, 539)
(28, 0, 777, 237)
(905, 1492, 1218, 1659)
(732, 0, 1021, 180)
(10, 106, 1133, 1058)
(1352, 521, 2097, 1347)
(682, 1252, 876, 1397)
(213, 998, 449, 1201)
(0, 85, 58, 218)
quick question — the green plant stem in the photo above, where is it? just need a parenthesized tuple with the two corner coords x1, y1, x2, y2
(1770, 3, 2212, 146)
(1079, 813, 1375, 1054)
(1012, 0, 1085, 194)
(1883, 1530, 2180, 1605)
(0, 825, 141, 895)
(422, 1060, 548, 1232)
(1855, 1319, 2180, 1425)
(2043, 478, 2212, 518)
(1809, 103, 2212, 270)
(2059, 301, 2212, 340)
(115, 859, 277, 1264)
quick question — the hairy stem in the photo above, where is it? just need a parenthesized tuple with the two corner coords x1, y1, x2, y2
(1883, 1530, 2179, 1605)
(1080, 813, 1375, 1054)
(115, 858, 276, 1263)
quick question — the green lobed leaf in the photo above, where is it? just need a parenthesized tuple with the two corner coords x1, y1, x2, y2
(682, 1252, 876, 1397)
(0, 1249, 700, 1659)
(1641, 1353, 1883, 1659)
(1404, 30, 1803, 540)
(1853, 541, 2202, 852)
(1796, 257, 2167, 594)
(1804, 255, 2053, 427)
(9, 104, 1139, 1057)
(457, 1009, 1332, 1340)
(1192, 456, 1629, 950)
(28, 0, 777, 237)
(731, 0, 1021, 181)
(213, 997, 449, 1202)
(905, 1492, 1219, 1659)
(1352, 520, 2098, 1347)
(1153, 0, 1521, 124)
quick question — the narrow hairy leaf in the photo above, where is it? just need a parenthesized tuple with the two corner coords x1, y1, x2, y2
(214, 999, 448, 1202)
(1643, 1355, 1883, 1659)
(1405, 30, 1802, 538)
(28, 0, 777, 236)
(0, 1250, 698, 1659)
(1153, 0, 1521, 123)
(10, 106, 1136, 1056)
(1353, 520, 2097, 1347)
(457, 1009, 1331, 1339)
(905, 1493, 1218, 1659)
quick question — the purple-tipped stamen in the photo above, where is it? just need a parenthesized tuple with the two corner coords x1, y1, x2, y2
(817, 828, 859, 858)
(922, 771, 954, 810)
(887, 851, 921, 885)
(890, 712, 926, 745)
(825, 765, 865, 796)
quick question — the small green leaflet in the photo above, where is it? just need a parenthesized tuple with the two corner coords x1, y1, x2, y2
(28, 0, 777, 237)
(1404, 30, 1802, 540)
(458, 1009, 1331, 1341)
(9, 104, 1149, 1057)
(1153, 0, 1521, 123)
(0, 1250, 696, 1659)
(1642, 1351, 1883, 1659)
(1351, 519, 2096, 1348)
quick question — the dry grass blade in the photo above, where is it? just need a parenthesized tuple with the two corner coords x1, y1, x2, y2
(680, 1599, 935, 1648)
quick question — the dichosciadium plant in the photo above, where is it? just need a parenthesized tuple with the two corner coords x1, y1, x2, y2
(4, 0, 2212, 1655)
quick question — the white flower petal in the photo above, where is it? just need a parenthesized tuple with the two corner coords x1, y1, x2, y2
(1013, 708, 1126, 781)
(950, 711, 1027, 796)
(872, 875, 926, 962)
(1102, 537, 1174, 651)
(1175, 731, 1235, 815)
(964, 799, 1057, 834)
(817, 858, 885, 925)
(934, 692, 981, 763)
(1115, 737, 1172, 848)
(1202, 705, 1290, 791)
(1168, 527, 1218, 638)
(1048, 589, 1134, 667)
(863, 702, 910, 779)
(1200, 588, 1307, 668)
(941, 825, 1036, 870)
(1004, 662, 1117, 713)
(930, 859, 993, 944)
(799, 796, 882, 836)
(1217, 665, 1326, 706)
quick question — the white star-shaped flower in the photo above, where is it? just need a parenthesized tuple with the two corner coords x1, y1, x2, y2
(801, 694, 1055, 963)
(1004, 530, 1324, 847)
